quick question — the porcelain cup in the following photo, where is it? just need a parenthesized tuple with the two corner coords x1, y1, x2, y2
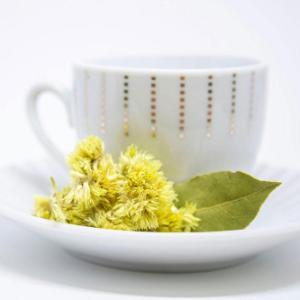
(26, 56, 267, 182)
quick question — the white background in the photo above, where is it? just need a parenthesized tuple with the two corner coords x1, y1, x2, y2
(0, 0, 300, 299)
(1, 0, 300, 167)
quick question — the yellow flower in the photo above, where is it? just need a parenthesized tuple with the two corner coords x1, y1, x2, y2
(34, 136, 200, 232)
(34, 177, 67, 223)
(67, 135, 105, 178)
(179, 203, 200, 232)
(115, 145, 178, 231)
(67, 136, 122, 212)
(34, 196, 52, 220)
(156, 203, 199, 232)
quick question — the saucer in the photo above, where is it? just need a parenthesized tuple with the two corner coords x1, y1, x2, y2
(0, 159, 300, 273)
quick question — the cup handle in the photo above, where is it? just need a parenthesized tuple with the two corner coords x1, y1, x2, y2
(26, 82, 73, 165)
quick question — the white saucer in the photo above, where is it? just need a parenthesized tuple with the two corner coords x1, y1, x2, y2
(0, 160, 300, 273)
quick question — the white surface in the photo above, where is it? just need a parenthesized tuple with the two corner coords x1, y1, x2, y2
(0, 0, 300, 168)
(2, 161, 300, 273)
(1, 0, 300, 298)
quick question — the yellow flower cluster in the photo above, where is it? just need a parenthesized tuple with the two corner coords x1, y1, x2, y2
(34, 136, 199, 232)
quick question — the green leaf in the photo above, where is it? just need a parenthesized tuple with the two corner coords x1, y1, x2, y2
(174, 171, 281, 232)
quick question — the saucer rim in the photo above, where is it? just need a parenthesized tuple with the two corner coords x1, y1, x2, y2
(1, 160, 300, 240)
(1, 201, 300, 241)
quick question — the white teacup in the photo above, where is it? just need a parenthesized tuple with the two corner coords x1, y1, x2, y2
(27, 56, 267, 182)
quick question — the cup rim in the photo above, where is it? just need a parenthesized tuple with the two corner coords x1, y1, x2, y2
(73, 55, 267, 74)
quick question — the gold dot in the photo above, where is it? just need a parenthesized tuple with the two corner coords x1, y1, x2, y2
(180, 105, 184, 109)
(208, 103, 212, 108)
(151, 119, 156, 124)
(208, 75, 213, 80)
(232, 95, 236, 100)
(179, 126, 184, 130)
(124, 90, 128, 94)
(124, 82, 128, 87)
(232, 102, 236, 107)
(124, 96, 128, 101)
(208, 82, 213, 87)
(124, 103, 128, 108)
(151, 112, 156, 117)
(232, 80, 236, 85)
(208, 111, 212, 116)
(180, 90, 185, 95)
(180, 112, 184, 117)
(232, 88, 236, 92)
(207, 118, 212, 123)
(151, 104, 156, 109)
(151, 76, 156, 81)
(124, 75, 129, 79)
(231, 109, 235, 114)
(151, 83, 156, 88)
(180, 97, 185, 102)
(151, 97, 156, 102)
(208, 89, 212, 94)
(180, 76, 185, 81)
(208, 96, 213, 101)
(180, 83, 185, 88)
(232, 73, 237, 78)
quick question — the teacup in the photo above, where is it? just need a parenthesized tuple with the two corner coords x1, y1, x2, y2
(27, 56, 267, 182)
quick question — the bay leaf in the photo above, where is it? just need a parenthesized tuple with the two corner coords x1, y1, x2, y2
(174, 171, 281, 232)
